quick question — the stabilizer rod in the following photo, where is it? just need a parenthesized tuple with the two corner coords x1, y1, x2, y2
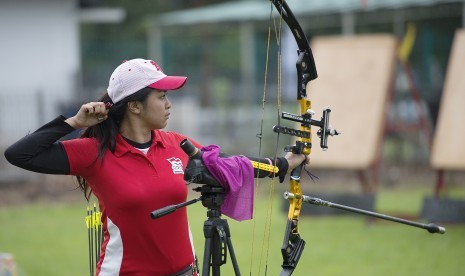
(284, 192, 446, 234)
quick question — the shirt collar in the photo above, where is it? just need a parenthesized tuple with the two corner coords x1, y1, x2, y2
(114, 130, 166, 157)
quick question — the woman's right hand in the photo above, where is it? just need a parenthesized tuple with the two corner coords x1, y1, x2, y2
(65, 102, 109, 129)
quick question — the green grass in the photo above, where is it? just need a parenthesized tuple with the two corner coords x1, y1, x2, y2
(0, 203, 89, 275)
(1, 184, 464, 276)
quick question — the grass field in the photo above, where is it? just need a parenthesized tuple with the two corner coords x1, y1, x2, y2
(1, 181, 464, 276)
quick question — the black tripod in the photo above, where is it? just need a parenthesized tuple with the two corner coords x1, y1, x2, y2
(198, 185, 241, 276)
(150, 184, 241, 276)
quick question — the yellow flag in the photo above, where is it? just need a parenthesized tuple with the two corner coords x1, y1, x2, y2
(398, 23, 417, 62)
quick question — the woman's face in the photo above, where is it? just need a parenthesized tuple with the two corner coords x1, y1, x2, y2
(140, 89, 171, 129)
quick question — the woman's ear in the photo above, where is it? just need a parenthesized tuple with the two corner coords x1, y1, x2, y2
(127, 101, 142, 114)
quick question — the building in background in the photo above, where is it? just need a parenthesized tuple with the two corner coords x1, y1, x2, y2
(0, 0, 124, 182)
(0, 0, 80, 145)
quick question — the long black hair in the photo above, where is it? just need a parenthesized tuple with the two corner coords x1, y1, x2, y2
(77, 87, 152, 200)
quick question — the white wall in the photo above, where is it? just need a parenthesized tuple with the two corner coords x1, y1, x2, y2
(0, 0, 80, 143)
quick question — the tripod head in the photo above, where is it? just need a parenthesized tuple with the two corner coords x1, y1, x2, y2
(193, 185, 225, 216)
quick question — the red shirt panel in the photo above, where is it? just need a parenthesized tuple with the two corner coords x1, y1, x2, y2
(62, 130, 200, 275)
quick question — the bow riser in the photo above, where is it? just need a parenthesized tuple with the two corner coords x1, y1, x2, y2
(298, 98, 312, 156)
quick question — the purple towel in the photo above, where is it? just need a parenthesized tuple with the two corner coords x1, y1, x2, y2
(201, 145, 254, 221)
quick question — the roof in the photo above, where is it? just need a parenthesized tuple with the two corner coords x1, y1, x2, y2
(154, 0, 463, 26)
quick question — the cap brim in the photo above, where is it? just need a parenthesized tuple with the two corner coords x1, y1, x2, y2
(148, 76, 187, 91)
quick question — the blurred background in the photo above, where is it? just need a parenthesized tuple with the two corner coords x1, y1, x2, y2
(0, 0, 464, 181)
(1, 0, 465, 275)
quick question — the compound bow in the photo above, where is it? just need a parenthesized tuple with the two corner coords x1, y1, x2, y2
(268, 1, 339, 275)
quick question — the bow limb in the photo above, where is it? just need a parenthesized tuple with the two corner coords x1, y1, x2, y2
(271, 0, 318, 94)
(280, 164, 305, 276)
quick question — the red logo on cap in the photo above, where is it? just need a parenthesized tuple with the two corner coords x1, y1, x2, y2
(150, 60, 162, 72)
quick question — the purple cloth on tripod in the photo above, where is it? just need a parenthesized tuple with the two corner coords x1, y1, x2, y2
(201, 144, 254, 221)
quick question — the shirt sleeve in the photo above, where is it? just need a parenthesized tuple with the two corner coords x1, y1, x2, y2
(3, 116, 76, 174)
(61, 137, 99, 177)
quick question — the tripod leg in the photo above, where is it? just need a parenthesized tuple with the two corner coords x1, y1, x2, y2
(226, 237, 241, 276)
(203, 228, 223, 276)
(202, 237, 212, 276)
(203, 220, 223, 276)
(211, 232, 221, 276)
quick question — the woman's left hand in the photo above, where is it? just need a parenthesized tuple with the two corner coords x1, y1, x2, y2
(284, 152, 308, 172)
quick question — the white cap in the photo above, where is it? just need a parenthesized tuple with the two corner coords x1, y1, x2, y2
(107, 58, 187, 103)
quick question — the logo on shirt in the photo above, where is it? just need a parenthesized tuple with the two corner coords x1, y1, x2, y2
(167, 157, 184, 174)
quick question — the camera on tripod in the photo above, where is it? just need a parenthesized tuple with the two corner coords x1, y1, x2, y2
(180, 139, 222, 187)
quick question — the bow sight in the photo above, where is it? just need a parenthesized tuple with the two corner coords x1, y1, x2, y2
(273, 107, 340, 152)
